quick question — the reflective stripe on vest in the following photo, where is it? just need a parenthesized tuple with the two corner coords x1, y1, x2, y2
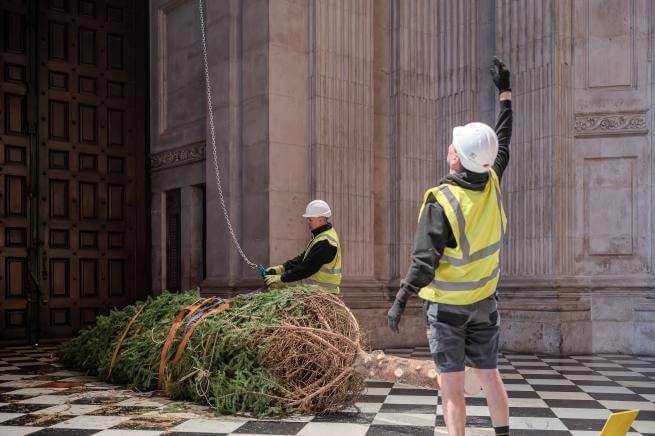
(302, 227, 342, 294)
(418, 169, 507, 305)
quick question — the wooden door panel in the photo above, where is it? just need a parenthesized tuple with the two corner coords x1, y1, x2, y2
(5, 93, 27, 135)
(48, 179, 69, 218)
(4, 63, 27, 84)
(5, 175, 26, 216)
(79, 230, 97, 249)
(79, 182, 97, 220)
(5, 227, 27, 247)
(106, 33, 123, 70)
(108, 259, 124, 296)
(47, 20, 68, 61)
(48, 70, 69, 90)
(5, 144, 26, 164)
(5, 257, 26, 297)
(79, 258, 98, 297)
(4, 9, 25, 53)
(50, 307, 70, 327)
(49, 229, 69, 248)
(49, 149, 69, 169)
(107, 109, 124, 146)
(48, 100, 69, 141)
(49, 258, 69, 297)
(1, 0, 31, 342)
(78, 76, 96, 95)
(78, 27, 97, 67)
(107, 184, 123, 221)
(78, 104, 97, 144)
(5, 309, 26, 328)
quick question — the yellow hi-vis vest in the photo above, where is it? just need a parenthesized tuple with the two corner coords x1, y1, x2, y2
(303, 227, 342, 293)
(417, 169, 507, 305)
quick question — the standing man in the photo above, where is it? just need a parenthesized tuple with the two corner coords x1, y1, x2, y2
(264, 200, 342, 293)
(387, 57, 513, 436)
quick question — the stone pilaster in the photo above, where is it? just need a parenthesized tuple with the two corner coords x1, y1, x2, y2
(308, 0, 375, 281)
(268, 0, 310, 270)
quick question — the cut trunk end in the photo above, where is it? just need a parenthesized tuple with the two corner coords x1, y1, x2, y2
(353, 350, 440, 390)
(353, 350, 483, 395)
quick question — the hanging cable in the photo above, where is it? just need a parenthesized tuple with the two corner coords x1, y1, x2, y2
(198, 0, 258, 270)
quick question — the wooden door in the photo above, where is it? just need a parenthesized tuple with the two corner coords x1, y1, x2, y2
(0, 0, 35, 341)
(0, 0, 148, 343)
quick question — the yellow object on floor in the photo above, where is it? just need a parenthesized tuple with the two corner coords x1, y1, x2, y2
(600, 409, 639, 436)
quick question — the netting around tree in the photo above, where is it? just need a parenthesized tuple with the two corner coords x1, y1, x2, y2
(59, 286, 365, 417)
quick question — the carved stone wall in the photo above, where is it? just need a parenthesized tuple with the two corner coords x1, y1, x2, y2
(492, 0, 655, 355)
(148, 0, 655, 354)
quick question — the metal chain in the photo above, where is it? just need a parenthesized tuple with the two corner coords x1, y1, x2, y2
(198, 0, 257, 270)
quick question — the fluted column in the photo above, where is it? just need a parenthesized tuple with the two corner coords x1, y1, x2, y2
(308, 0, 375, 283)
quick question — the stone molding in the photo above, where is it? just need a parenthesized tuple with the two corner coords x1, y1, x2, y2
(150, 143, 205, 171)
(574, 112, 648, 136)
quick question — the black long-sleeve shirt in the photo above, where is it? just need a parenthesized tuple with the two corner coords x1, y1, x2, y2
(281, 223, 338, 283)
(401, 99, 513, 295)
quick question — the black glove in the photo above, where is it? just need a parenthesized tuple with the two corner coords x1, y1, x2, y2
(387, 288, 412, 333)
(490, 56, 511, 93)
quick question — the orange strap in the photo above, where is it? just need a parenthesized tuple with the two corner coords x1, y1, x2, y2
(156, 298, 216, 389)
(165, 302, 231, 389)
(108, 303, 147, 378)
(157, 307, 191, 389)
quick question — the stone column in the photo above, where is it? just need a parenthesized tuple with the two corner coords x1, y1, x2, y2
(201, 0, 239, 292)
(307, 0, 375, 283)
(491, 0, 569, 352)
(372, 1, 482, 347)
(268, 0, 310, 268)
(201, 0, 269, 294)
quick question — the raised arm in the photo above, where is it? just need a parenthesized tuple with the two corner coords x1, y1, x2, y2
(489, 57, 513, 181)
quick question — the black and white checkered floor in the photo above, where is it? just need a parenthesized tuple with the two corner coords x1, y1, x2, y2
(0, 345, 653, 435)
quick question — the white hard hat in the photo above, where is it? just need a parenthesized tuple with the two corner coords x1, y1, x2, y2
(302, 199, 331, 218)
(452, 122, 498, 173)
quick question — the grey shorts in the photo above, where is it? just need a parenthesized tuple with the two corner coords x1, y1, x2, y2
(425, 295, 500, 373)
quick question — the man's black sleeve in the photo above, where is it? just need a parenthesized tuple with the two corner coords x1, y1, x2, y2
(492, 99, 513, 181)
(283, 252, 305, 272)
(400, 195, 451, 294)
(281, 240, 337, 282)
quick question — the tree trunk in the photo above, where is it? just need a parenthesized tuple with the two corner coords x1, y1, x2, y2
(353, 350, 440, 390)
(354, 350, 485, 395)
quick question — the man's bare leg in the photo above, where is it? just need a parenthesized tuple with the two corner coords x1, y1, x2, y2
(440, 371, 466, 436)
(474, 368, 509, 428)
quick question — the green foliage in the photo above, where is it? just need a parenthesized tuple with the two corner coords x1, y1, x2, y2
(59, 286, 328, 417)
